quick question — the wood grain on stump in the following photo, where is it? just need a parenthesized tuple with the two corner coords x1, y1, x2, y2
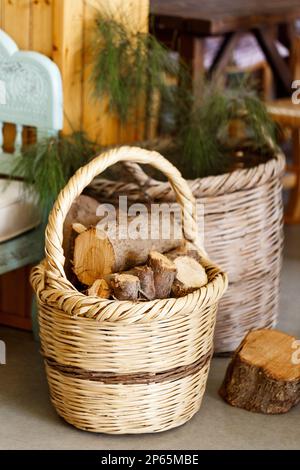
(219, 329, 300, 414)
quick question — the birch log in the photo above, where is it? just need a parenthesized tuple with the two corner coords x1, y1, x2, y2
(73, 212, 182, 286)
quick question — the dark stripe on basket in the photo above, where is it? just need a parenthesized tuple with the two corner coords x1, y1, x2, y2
(43, 351, 212, 385)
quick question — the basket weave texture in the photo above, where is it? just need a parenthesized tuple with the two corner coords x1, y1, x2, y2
(31, 146, 227, 434)
(91, 145, 285, 353)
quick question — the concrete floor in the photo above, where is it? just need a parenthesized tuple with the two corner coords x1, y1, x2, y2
(0, 226, 299, 450)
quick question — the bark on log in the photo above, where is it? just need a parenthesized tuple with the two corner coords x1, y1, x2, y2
(73, 214, 182, 286)
(132, 266, 156, 300)
(148, 251, 177, 299)
(166, 246, 201, 263)
(219, 329, 300, 414)
(110, 274, 140, 301)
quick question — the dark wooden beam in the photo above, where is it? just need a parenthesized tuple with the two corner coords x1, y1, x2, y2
(208, 32, 240, 78)
(253, 28, 292, 96)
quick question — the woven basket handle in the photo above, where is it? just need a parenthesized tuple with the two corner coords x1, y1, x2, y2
(44, 146, 203, 280)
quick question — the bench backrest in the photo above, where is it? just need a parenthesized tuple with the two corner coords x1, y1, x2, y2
(0, 28, 63, 175)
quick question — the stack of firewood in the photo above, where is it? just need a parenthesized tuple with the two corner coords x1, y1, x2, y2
(63, 195, 208, 301)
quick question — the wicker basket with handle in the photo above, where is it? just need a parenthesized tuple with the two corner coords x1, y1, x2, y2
(31, 146, 227, 434)
(89, 141, 285, 354)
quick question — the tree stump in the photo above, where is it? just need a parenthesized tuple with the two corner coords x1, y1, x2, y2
(219, 329, 300, 414)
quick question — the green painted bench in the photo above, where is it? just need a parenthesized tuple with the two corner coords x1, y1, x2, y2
(0, 29, 63, 336)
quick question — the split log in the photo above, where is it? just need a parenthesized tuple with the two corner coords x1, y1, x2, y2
(171, 256, 208, 297)
(87, 279, 111, 299)
(219, 329, 300, 414)
(132, 266, 156, 301)
(104, 266, 155, 301)
(110, 274, 140, 301)
(148, 251, 177, 299)
(73, 214, 182, 286)
(166, 246, 201, 263)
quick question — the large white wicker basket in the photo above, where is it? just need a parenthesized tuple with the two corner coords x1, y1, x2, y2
(90, 144, 285, 353)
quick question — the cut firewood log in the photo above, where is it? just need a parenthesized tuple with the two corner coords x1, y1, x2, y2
(148, 251, 177, 299)
(87, 279, 111, 299)
(219, 329, 300, 414)
(63, 195, 100, 281)
(110, 274, 140, 301)
(132, 266, 156, 301)
(72, 214, 182, 286)
(166, 246, 201, 263)
(103, 266, 156, 300)
(171, 256, 208, 297)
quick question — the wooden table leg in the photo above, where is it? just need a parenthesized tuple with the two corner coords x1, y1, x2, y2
(253, 28, 292, 96)
(285, 128, 300, 224)
(178, 33, 205, 93)
(178, 32, 243, 98)
(208, 32, 240, 78)
(278, 22, 296, 52)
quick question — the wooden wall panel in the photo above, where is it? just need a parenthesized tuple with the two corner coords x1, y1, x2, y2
(82, 0, 119, 145)
(53, 0, 84, 133)
(1, 0, 31, 48)
(31, 0, 53, 56)
(0, 1, 4, 28)
(0, 267, 33, 330)
(118, 0, 149, 143)
(0, 0, 149, 141)
(82, 0, 149, 145)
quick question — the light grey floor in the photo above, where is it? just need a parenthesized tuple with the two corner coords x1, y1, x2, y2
(0, 226, 299, 450)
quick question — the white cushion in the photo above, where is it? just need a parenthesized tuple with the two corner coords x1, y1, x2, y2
(0, 179, 41, 243)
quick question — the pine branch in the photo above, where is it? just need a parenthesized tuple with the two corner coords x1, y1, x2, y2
(91, 13, 178, 135)
(10, 132, 98, 216)
(91, 13, 277, 178)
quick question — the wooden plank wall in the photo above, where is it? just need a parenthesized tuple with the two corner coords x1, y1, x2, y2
(0, 0, 149, 139)
(0, 0, 149, 330)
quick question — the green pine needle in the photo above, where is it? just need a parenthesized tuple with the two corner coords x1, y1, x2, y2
(91, 13, 277, 178)
(91, 14, 178, 128)
(11, 132, 97, 216)
(175, 79, 277, 178)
